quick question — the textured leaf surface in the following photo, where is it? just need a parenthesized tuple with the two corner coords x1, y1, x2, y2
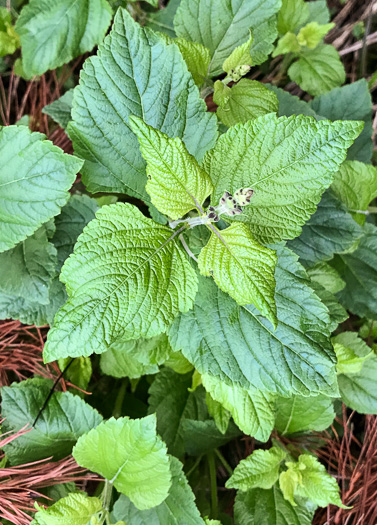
(274, 394, 335, 435)
(73, 415, 171, 510)
(288, 190, 362, 268)
(68, 9, 216, 197)
(15, 0, 112, 77)
(42, 89, 74, 130)
(148, 368, 208, 456)
(44, 203, 198, 363)
(234, 486, 316, 525)
(226, 447, 286, 490)
(1, 377, 102, 465)
(249, 16, 278, 66)
(111, 457, 205, 525)
(310, 280, 348, 333)
(32, 493, 103, 525)
(174, 0, 281, 76)
(307, 262, 345, 294)
(130, 118, 213, 219)
(338, 355, 377, 414)
(333, 331, 372, 375)
(204, 114, 362, 244)
(288, 45, 345, 96)
(0, 126, 82, 252)
(170, 246, 338, 397)
(216, 79, 278, 127)
(202, 374, 275, 441)
(198, 223, 277, 325)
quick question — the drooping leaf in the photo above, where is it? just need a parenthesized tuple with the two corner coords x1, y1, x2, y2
(130, 118, 213, 220)
(307, 262, 345, 294)
(68, 9, 217, 198)
(277, 0, 309, 34)
(15, 0, 112, 77)
(332, 331, 372, 375)
(202, 374, 275, 441)
(296, 22, 334, 49)
(170, 245, 338, 397)
(174, 0, 281, 76)
(205, 391, 231, 435)
(204, 114, 362, 244)
(42, 89, 74, 130)
(73, 415, 171, 510)
(338, 355, 377, 414)
(216, 79, 278, 127)
(148, 367, 208, 456)
(43, 203, 198, 363)
(226, 447, 287, 491)
(182, 419, 241, 456)
(0, 125, 82, 252)
(288, 45, 345, 96)
(111, 456, 205, 525)
(1, 377, 103, 465)
(198, 223, 277, 325)
(288, 190, 363, 268)
(31, 493, 103, 525)
(234, 486, 316, 525)
(274, 394, 335, 435)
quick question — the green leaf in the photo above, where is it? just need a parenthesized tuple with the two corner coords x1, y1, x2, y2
(101, 334, 171, 379)
(277, 0, 309, 34)
(174, 0, 281, 76)
(307, 262, 345, 294)
(288, 45, 345, 96)
(272, 32, 301, 56)
(222, 32, 253, 74)
(198, 223, 277, 325)
(145, 0, 181, 38)
(59, 356, 92, 393)
(129, 117, 213, 220)
(148, 367, 208, 456)
(68, 9, 217, 198)
(52, 194, 98, 271)
(32, 493, 103, 525)
(310, 280, 348, 332)
(288, 190, 363, 268)
(274, 394, 335, 435)
(111, 456, 205, 525)
(310, 79, 373, 163)
(249, 16, 278, 66)
(306, 0, 330, 25)
(170, 245, 338, 397)
(216, 79, 279, 127)
(338, 355, 377, 414)
(15, 0, 112, 77)
(333, 331, 372, 375)
(0, 7, 20, 57)
(202, 374, 275, 442)
(297, 22, 334, 49)
(42, 89, 74, 130)
(43, 203, 198, 363)
(1, 377, 103, 465)
(336, 223, 377, 320)
(331, 161, 377, 224)
(205, 392, 231, 435)
(234, 486, 316, 525)
(204, 113, 362, 244)
(165, 350, 194, 374)
(72, 415, 172, 510)
(0, 125, 82, 252)
(182, 419, 241, 456)
(266, 84, 319, 118)
(226, 447, 286, 491)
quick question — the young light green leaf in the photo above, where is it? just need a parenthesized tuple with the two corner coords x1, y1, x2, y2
(198, 223, 277, 326)
(43, 203, 198, 363)
(32, 493, 103, 525)
(170, 246, 338, 397)
(272, 32, 301, 56)
(275, 395, 335, 435)
(338, 355, 377, 414)
(205, 392, 231, 435)
(15, 0, 112, 77)
(129, 117, 213, 220)
(331, 161, 377, 224)
(202, 374, 275, 442)
(307, 262, 345, 294)
(174, 0, 281, 76)
(216, 79, 279, 127)
(68, 9, 217, 198)
(332, 331, 372, 375)
(111, 456, 205, 525)
(59, 356, 92, 394)
(234, 486, 317, 525)
(205, 114, 362, 244)
(222, 32, 253, 74)
(288, 45, 345, 96)
(277, 0, 309, 34)
(0, 7, 20, 57)
(226, 447, 286, 491)
(297, 22, 334, 49)
(0, 126, 82, 252)
(73, 415, 171, 510)
(1, 377, 103, 465)
(42, 89, 74, 130)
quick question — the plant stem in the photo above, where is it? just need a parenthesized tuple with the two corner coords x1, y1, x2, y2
(207, 451, 218, 520)
(101, 480, 113, 524)
(186, 454, 203, 477)
(214, 448, 233, 476)
(113, 379, 127, 418)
